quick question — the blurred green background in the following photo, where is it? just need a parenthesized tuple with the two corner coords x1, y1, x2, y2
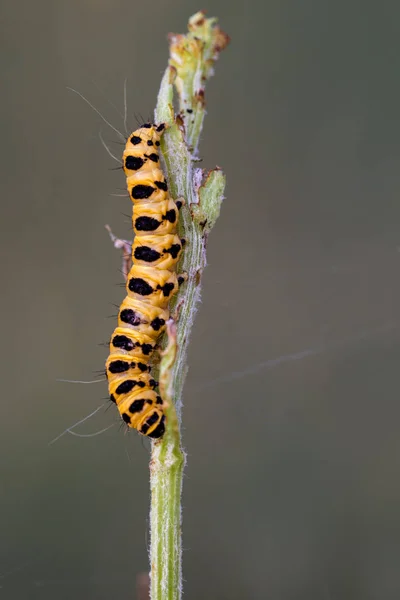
(1, 0, 400, 598)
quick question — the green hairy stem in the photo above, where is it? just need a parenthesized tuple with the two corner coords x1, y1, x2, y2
(149, 11, 229, 600)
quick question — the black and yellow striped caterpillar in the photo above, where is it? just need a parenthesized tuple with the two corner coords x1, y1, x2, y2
(105, 123, 184, 438)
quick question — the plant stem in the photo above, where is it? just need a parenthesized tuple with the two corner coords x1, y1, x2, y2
(150, 321, 184, 600)
(149, 12, 229, 600)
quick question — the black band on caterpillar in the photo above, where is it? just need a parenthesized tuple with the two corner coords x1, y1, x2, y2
(106, 124, 183, 438)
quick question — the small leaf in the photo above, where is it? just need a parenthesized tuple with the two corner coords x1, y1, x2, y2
(196, 168, 226, 231)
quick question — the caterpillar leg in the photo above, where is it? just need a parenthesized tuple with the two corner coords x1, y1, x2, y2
(177, 272, 188, 286)
(171, 301, 184, 321)
(169, 273, 188, 321)
(105, 224, 132, 281)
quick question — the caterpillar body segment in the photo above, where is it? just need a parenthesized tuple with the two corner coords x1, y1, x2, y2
(117, 297, 169, 338)
(105, 354, 152, 376)
(133, 198, 181, 235)
(106, 123, 183, 438)
(108, 372, 158, 404)
(132, 233, 183, 270)
(110, 326, 158, 359)
(127, 266, 180, 308)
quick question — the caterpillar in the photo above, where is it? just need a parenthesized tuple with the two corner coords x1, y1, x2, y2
(105, 123, 184, 439)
